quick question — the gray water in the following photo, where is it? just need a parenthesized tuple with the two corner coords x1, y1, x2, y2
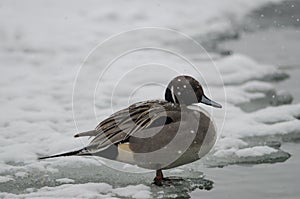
(197, 143, 300, 199)
(204, 1, 300, 198)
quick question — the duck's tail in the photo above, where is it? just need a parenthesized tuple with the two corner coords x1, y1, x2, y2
(74, 130, 97, 138)
(38, 148, 86, 160)
(38, 129, 99, 160)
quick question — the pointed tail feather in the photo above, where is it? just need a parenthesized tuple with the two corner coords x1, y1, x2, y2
(38, 149, 86, 160)
(74, 130, 97, 138)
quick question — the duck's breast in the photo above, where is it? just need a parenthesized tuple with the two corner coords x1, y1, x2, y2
(163, 107, 217, 169)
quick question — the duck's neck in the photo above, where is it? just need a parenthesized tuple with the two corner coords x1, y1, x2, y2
(165, 88, 179, 104)
(168, 101, 189, 107)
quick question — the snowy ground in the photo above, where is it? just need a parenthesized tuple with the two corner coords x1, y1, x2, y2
(1, 0, 300, 198)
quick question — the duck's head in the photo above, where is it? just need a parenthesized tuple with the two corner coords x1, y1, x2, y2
(165, 75, 222, 108)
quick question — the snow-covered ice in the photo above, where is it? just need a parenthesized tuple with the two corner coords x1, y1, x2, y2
(56, 178, 75, 184)
(0, 175, 14, 183)
(1, 0, 299, 198)
(0, 183, 151, 199)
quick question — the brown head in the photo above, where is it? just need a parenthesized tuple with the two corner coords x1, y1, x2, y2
(165, 75, 222, 108)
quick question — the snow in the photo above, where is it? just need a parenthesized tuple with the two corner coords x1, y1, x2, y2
(214, 138, 248, 151)
(235, 146, 277, 158)
(0, 0, 287, 163)
(0, 183, 151, 199)
(214, 145, 279, 159)
(218, 55, 276, 84)
(222, 103, 300, 138)
(0, 175, 14, 183)
(2, 0, 299, 197)
(169, 168, 184, 173)
(56, 178, 75, 184)
(113, 184, 151, 199)
(14, 171, 27, 178)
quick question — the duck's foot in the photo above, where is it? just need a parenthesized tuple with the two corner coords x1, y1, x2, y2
(153, 169, 166, 186)
(153, 176, 164, 186)
(153, 169, 186, 186)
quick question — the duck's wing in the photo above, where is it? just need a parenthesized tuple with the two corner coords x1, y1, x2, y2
(78, 100, 180, 154)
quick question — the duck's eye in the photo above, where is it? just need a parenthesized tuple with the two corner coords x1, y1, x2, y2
(148, 116, 173, 128)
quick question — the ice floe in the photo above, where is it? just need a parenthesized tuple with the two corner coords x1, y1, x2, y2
(1, 0, 298, 198)
(0, 183, 151, 199)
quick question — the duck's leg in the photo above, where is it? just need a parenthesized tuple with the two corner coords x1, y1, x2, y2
(153, 169, 164, 186)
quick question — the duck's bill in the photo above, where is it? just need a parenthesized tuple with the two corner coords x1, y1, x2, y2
(200, 95, 222, 108)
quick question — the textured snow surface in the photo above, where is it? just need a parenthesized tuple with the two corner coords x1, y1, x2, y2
(0, 176, 14, 183)
(0, 183, 151, 199)
(2, 0, 300, 198)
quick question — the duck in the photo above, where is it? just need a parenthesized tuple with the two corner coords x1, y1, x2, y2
(39, 75, 222, 185)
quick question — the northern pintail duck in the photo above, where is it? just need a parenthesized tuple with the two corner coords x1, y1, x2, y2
(40, 75, 222, 185)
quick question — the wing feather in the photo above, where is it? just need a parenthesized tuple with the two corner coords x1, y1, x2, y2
(84, 100, 180, 152)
